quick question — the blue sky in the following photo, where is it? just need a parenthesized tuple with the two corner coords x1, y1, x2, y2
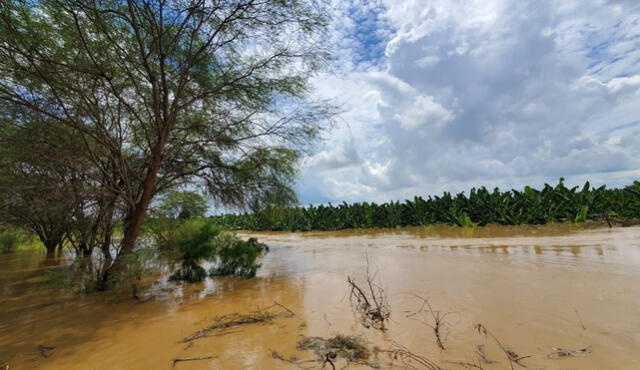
(298, 0, 640, 205)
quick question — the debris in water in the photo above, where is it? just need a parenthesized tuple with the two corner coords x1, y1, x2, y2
(180, 302, 295, 342)
(375, 342, 442, 370)
(347, 259, 390, 330)
(406, 293, 452, 350)
(172, 355, 214, 368)
(474, 345, 496, 364)
(36, 345, 55, 358)
(297, 334, 375, 368)
(475, 323, 530, 369)
(546, 346, 592, 359)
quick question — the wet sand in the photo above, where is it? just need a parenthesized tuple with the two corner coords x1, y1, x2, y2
(1, 223, 639, 369)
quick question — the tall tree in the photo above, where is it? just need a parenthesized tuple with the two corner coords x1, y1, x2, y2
(0, 0, 330, 285)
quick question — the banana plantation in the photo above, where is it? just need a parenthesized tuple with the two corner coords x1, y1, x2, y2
(212, 180, 640, 231)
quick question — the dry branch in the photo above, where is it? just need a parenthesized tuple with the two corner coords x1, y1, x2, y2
(270, 350, 319, 369)
(474, 324, 530, 369)
(180, 303, 295, 342)
(406, 294, 452, 350)
(376, 342, 442, 370)
(172, 356, 214, 369)
(474, 345, 496, 364)
(347, 259, 390, 330)
(546, 346, 591, 359)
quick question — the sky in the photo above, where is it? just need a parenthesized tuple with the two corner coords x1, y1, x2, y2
(296, 0, 640, 205)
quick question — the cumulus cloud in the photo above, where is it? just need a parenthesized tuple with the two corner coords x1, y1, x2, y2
(299, 0, 640, 204)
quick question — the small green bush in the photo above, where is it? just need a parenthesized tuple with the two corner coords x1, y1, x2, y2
(169, 218, 221, 282)
(168, 219, 268, 282)
(209, 233, 268, 278)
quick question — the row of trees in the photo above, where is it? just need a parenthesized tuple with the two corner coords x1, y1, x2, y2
(212, 181, 640, 231)
(0, 0, 330, 289)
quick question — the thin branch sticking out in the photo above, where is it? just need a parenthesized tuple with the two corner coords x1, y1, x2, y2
(406, 294, 452, 350)
(474, 323, 531, 370)
(347, 258, 390, 330)
(376, 342, 442, 370)
(172, 356, 215, 369)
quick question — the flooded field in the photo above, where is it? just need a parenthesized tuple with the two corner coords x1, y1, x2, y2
(1, 223, 640, 369)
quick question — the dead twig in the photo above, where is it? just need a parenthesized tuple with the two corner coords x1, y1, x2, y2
(273, 301, 296, 316)
(474, 345, 496, 364)
(347, 257, 390, 330)
(180, 303, 295, 343)
(546, 346, 591, 360)
(406, 294, 452, 350)
(376, 342, 441, 370)
(474, 324, 530, 370)
(271, 350, 319, 369)
(446, 359, 485, 369)
(322, 353, 336, 370)
(172, 356, 214, 369)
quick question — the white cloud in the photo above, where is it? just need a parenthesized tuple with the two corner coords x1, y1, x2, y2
(299, 0, 640, 204)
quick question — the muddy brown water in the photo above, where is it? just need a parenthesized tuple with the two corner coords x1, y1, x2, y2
(1, 223, 639, 369)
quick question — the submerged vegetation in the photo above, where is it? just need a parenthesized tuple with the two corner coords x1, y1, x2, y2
(169, 218, 268, 282)
(213, 180, 640, 231)
(170, 219, 221, 282)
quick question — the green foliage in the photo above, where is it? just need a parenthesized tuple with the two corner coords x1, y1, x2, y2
(0, 227, 29, 254)
(460, 213, 474, 228)
(146, 217, 182, 251)
(170, 218, 221, 282)
(212, 180, 640, 231)
(575, 205, 589, 223)
(147, 192, 210, 250)
(209, 234, 268, 278)
(168, 219, 268, 282)
(158, 192, 208, 220)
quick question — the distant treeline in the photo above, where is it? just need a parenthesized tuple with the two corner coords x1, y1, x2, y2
(212, 180, 640, 231)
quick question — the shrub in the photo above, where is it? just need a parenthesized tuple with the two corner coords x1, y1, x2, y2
(209, 234, 268, 278)
(169, 218, 221, 282)
(168, 219, 268, 282)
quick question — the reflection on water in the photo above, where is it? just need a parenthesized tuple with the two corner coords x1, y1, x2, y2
(1, 224, 640, 369)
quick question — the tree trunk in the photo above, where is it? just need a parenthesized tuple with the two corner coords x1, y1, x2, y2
(78, 243, 92, 257)
(99, 138, 165, 289)
(44, 240, 58, 257)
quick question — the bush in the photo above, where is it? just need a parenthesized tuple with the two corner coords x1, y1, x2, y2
(168, 219, 269, 282)
(169, 218, 221, 282)
(209, 234, 268, 278)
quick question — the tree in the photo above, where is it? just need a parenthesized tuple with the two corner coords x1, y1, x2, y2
(0, 117, 120, 257)
(158, 191, 208, 220)
(0, 0, 330, 286)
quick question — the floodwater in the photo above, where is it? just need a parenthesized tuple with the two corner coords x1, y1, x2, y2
(1, 223, 640, 369)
